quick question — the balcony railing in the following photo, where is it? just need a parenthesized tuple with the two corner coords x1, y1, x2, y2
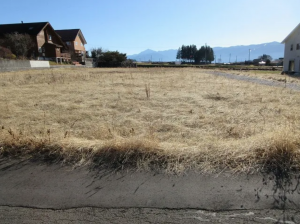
(61, 53, 71, 59)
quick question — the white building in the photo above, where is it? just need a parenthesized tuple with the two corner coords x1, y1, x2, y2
(282, 23, 300, 72)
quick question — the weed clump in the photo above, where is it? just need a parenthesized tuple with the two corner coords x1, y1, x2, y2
(255, 129, 299, 178)
(1, 126, 300, 175)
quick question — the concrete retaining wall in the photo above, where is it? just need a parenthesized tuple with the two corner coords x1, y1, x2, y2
(0, 59, 50, 72)
(85, 58, 95, 68)
(0, 60, 30, 71)
(30, 60, 50, 68)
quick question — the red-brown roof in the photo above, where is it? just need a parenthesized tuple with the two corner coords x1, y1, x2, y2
(55, 29, 87, 44)
(0, 22, 67, 48)
(0, 22, 48, 36)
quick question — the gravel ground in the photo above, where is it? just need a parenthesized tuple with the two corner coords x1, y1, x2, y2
(209, 71, 300, 91)
(0, 206, 299, 224)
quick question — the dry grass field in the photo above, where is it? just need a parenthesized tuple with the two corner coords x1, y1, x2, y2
(1, 67, 300, 174)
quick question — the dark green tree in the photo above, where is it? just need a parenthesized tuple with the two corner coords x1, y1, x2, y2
(189, 45, 197, 62)
(176, 44, 214, 63)
(194, 45, 214, 64)
(97, 51, 127, 67)
(90, 47, 103, 58)
(206, 46, 214, 63)
(181, 45, 187, 61)
(258, 54, 272, 61)
(178, 44, 198, 62)
(194, 46, 205, 63)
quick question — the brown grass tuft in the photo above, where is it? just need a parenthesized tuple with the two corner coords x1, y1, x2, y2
(254, 128, 300, 175)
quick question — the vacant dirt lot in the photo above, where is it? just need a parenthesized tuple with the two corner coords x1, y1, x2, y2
(1, 67, 300, 174)
(1, 68, 300, 223)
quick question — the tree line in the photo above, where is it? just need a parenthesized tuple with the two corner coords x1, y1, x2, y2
(90, 48, 135, 67)
(176, 44, 214, 64)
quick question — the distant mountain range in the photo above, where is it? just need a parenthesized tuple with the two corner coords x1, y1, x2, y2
(128, 49, 177, 62)
(127, 41, 284, 63)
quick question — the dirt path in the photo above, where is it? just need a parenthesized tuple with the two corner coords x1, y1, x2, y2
(1, 206, 299, 224)
(208, 71, 300, 91)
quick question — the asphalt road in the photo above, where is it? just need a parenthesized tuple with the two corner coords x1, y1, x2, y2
(1, 206, 299, 224)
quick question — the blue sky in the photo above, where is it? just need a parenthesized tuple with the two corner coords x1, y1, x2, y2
(1, 0, 299, 55)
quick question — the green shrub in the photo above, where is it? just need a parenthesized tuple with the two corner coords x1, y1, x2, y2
(0, 46, 16, 59)
(96, 51, 127, 67)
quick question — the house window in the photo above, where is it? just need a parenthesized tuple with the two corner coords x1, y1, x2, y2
(290, 44, 293, 51)
(75, 42, 78, 45)
(81, 43, 83, 46)
(297, 44, 300, 50)
(49, 35, 52, 41)
(66, 42, 71, 46)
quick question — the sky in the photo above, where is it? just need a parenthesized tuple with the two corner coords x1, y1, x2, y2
(0, 0, 299, 55)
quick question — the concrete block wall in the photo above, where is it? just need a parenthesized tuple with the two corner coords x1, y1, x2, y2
(85, 58, 94, 68)
(0, 59, 50, 72)
(0, 60, 30, 71)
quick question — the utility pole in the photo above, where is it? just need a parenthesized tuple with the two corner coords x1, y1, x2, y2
(205, 43, 207, 64)
(249, 49, 251, 61)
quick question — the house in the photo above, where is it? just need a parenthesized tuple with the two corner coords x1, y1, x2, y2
(0, 22, 70, 62)
(282, 23, 300, 73)
(55, 29, 87, 64)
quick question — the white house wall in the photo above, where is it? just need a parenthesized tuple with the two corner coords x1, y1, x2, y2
(283, 26, 300, 72)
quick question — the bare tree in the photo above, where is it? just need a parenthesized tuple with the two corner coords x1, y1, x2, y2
(2, 32, 34, 58)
